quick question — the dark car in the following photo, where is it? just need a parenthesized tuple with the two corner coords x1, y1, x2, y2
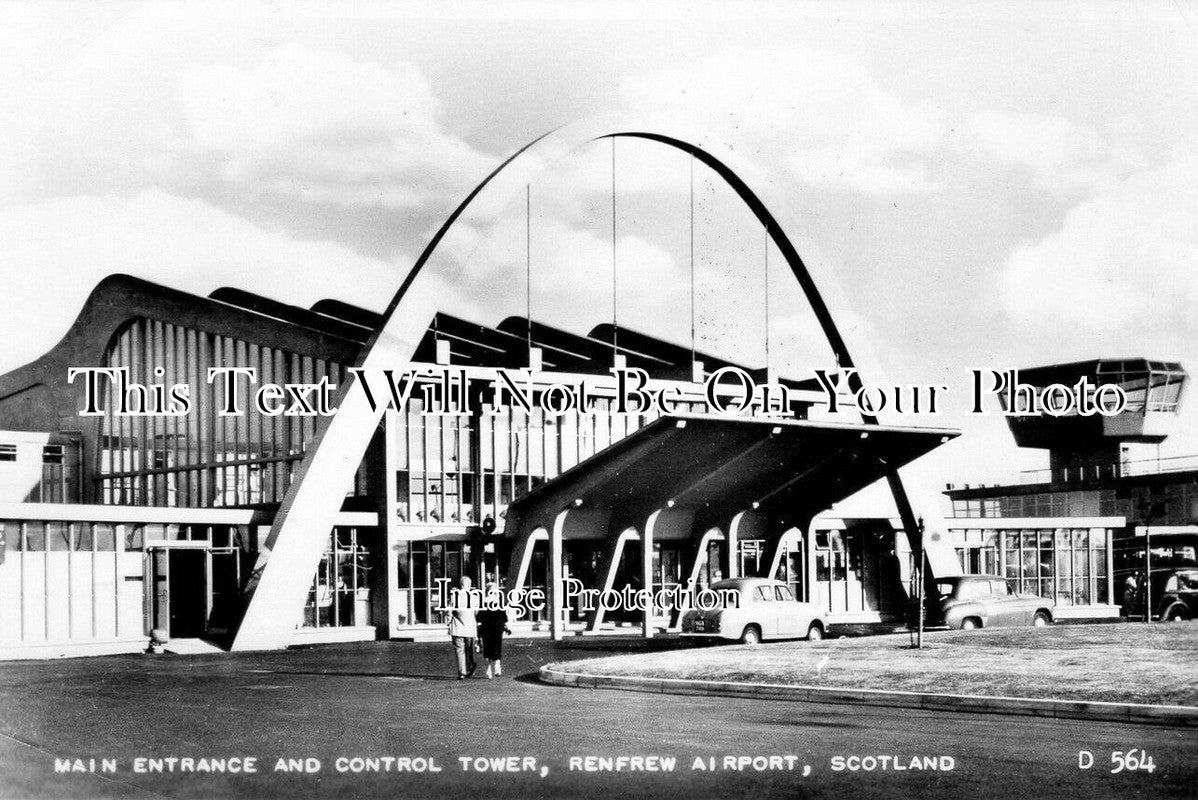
(933, 575, 1054, 630)
(1126, 567, 1198, 621)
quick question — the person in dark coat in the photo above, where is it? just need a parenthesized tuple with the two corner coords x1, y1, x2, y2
(476, 584, 511, 679)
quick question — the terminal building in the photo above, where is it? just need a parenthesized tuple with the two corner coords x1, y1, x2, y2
(0, 275, 961, 658)
(945, 359, 1192, 618)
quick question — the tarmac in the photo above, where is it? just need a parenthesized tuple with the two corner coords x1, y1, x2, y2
(2, 636, 1196, 799)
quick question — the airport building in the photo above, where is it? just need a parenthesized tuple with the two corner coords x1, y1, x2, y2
(0, 275, 961, 657)
(945, 359, 1192, 619)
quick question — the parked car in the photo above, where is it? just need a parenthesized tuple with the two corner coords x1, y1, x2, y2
(1126, 567, 1198, 621)
(933, 575, 1054, 630)
(680, 578, 827, 645)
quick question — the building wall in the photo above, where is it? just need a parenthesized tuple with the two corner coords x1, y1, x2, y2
(0, 504, 379, 657)
(0, 520, 142, 650)
(0, 431, 81, 504)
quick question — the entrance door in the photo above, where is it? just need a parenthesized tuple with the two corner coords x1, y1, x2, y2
(148, 547, 208, 638)
(168, 549, 206, 637)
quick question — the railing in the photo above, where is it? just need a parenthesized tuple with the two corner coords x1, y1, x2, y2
(946, 453, 1198, 492)
(1018, 454, 1198, 486)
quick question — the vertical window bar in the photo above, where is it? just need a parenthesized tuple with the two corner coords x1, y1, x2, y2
(65, 522, 73, 638)
(90, 523, 98, 638)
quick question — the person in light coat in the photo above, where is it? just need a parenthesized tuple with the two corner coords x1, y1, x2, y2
(447, 576, 478, 679)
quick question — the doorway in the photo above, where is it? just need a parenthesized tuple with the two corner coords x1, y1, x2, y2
(149, 547, 208, 639)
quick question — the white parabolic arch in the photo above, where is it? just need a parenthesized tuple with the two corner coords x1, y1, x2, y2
(230, 114, 949, 651)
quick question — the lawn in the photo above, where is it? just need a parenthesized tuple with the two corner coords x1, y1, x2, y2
(548, 622, 1198, 707)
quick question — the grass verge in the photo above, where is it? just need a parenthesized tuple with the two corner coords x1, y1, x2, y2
(547, 621, 1198, 706)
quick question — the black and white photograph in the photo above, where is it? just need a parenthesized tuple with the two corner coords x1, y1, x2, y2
(0, 2, 1196, 798)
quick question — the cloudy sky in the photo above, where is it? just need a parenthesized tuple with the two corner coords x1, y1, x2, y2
(1, 1, 1196, 500)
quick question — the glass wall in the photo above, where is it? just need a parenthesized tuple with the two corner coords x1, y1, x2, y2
(950, 483, 1198, 525)
(391, 383, 707, 527)
(950, 527, 1111, 605)
(392, 540, 489, 626)
(812, 529, 900, 615)
(97, 317, 368, 507)
(955, 529, 999, 574)
(303, 527, 373, 629)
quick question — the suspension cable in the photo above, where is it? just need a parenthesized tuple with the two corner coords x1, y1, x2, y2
(764, 226, 770, 377)
(526, 183, 532, 360)
(611, 137, 618, 357)
(690, 154, 696, 368)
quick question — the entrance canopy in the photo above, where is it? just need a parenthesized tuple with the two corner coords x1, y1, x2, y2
(506, 413, 959, 534)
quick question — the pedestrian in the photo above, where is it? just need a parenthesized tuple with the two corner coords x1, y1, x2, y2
(1122, 571, 1140, 618)
(476, 583, 511, 679)
(447, 575, 478, 680)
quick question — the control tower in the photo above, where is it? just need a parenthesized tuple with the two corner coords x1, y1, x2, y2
(1003, 359, 1187, 476)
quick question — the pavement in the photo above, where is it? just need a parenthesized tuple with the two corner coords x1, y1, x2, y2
(1, 636, 1196, 799)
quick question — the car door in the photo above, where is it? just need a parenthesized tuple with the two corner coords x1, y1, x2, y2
(986, 579, 1020, 626)
(753, 585, 779, 637)
(774, 585, 803, 637)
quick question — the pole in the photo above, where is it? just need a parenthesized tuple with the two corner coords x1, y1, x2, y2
(915, 517, 925, 649)
(1144, 524, 1153, 623)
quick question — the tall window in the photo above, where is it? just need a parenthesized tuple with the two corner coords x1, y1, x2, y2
(97, 318, 365, 507)
(303, 528, 371, 629)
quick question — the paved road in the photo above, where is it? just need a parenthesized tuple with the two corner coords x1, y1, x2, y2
(0, 637, 1194, 799)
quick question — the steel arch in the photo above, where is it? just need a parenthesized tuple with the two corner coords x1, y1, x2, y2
(230, 116, 932, 651)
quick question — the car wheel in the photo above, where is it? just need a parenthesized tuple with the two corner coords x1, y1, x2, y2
(740, 625, 762, 645)
(1032, 611, 1051, 627)
(806, 622, 824, 642)
(1165, 606, 1189, 622)
(960, 617, 980, 631)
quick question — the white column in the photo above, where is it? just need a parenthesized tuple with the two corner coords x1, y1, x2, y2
(726, 511, 746, 579)
(589, 529, 637, 631)
(642, 509, 662, 639)
(550, 510, 568, 641)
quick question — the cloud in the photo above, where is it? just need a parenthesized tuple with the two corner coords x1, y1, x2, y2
(999, 146, 1198, 346)
(623, 47, 950, 195)
(432, 209, 687, 333)
(0, 190, 439, 373)
(178, 43, 495, 210)
(968, 109, 1145, 193)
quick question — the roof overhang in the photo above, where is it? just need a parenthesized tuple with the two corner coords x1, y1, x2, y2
(505, 413, 959, 534)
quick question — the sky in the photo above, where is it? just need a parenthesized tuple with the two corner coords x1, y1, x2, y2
(1, 0, 1196, 508)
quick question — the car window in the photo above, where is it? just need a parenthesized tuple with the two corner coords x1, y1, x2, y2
(755, 586, 775, 602)
(990, 580, 1010, 597)
(775, 586, 794, 602)
(1176, 571, 1198, 591)
(961, 580, 990, 601)
(936, 581, 957, 600)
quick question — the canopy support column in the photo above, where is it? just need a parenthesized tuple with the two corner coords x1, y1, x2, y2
(669, 526, 726, 628)
(505, 526, 548, 597)
(587, 528, 639, 632)
(641, 508, 663, 639)
(549, 510, 568, 641)
(726, 511, 746, 579)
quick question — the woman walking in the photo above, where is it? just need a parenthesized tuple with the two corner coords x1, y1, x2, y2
(476, 584, 511, 679)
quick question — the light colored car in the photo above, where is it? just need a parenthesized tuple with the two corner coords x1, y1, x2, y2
(680, 578, 827, 645)
(935, 575, 1053, 630)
